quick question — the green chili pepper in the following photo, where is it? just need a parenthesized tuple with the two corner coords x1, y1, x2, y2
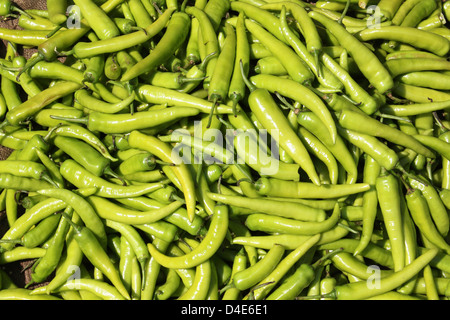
(69, 7, 174, 59)
(393, 82, 450, 103)
(228, 12, 249, 117)
(128, 130, 197, 222)
(245, 203, 341, 236)
(19, 0, 124, 77)
(144, 71, 207, 90)
(36, 277, 127, 300)
(255, 177, 370, 199)
(223, 244, 285, 292)
(0, 288, 60, 300)
(28, 206, 73, 286)
(104, 219, 149, 287)
(0, 197, 67, 252)
(0, 0, 33, 18)
(377, 0, 404, 20)
(267, 249, 343, 300)
(88, 195, 183, 225)
(233, 130, 301, 182)
(59, 159, 164, 198)
(147, 203, 229, 269)
(240, 64, 320, 186)
(297, 126, 339, 185)
(337, 126, 399, 171)
(375, 168, 405, 272)
(46, 0, 67, 25)
(83, 53, 106, 84)
(120, 12, 190, 82)
(380, 99, 450, 118)
(309, 10, 394, 94)
(36, 188, 107, 248)
(185, 5, 220, 89)
(74, 0, 120, 40)
(250, 74, 337, 145)
(53, 123, 117, 162)
(221, 248, 247, 300)
(60, 212, 130, 300)
(302, 248, 439, 300)
(0, 213, 61, 249)
(0, 159, 57, 186)
(232, 222, 349, 251)
(207, 22, 236, 127)
(155, 268, 181, 300)
(75, 89, 135, 114)
(353, 155, 381, 256)
(244, 18, 314, 85)
(104, 53, 121, 80)
(407, 178, 450, 238)
(53, 135, 121, 181)
(0, 173, 55, 192)
(208, 191, 327, 222)
(1, 45, 22, 113)
(338, 108, 435, 159)
(135, 83, 233, 114)
(297, 111, 358, 184)
(176, 238, 212, 300)
(230, 1, 286, 43)
(51, 106, 200, 134)
(385, 58, 450, 78)
(254, 56, 287, 76)
(128, 0, 153, 29)
(248, 233, 321, 300)
(4, 81, 82, 127)
(397, 71, 450, 91)
(115, 151, 156, 176)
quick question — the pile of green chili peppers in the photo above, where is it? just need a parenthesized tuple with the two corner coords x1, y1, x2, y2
(0, 0, 448, 301)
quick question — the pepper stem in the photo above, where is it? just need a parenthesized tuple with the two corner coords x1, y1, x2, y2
(46, 25, 63, 38)
(229, 93, 241, 117)
(312, 248, 345, 269)
(275, 91, 297, 112)
(200, 51, 217, 72)
(16, 53, 43, 82)
(60, 210, 82, 234)
(206, 95, 218, 129)
(375, 112, 412, 123)
(44, 123, 63, 142)
(40, 172, 59, 188)
(179, 75, 207, 84)
(337, 222, 359, 235)
(247, 281, 276, 300)
(50, 115, 89, 126)
(338, 0, 351, 24)
(433, 111, 449, 133)
(180, 0, 189, 12)
(296, 291, 336, 300)
(234, 163, 254, 183)
(219, 282, 235, 295)
(170, 193, 186, 204)
(104, 166, 127, 186)
(239, 59, 256, 92)
(14, 5, 33, 19)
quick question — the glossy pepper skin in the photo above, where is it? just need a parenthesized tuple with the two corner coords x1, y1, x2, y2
(62, 213, 131, 300)
(147, 203, 229, 269)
